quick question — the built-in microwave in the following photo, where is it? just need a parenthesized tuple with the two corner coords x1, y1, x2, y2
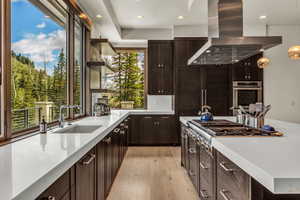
(232, 81, 263, 115)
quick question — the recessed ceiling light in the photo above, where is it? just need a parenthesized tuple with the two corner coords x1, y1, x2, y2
(96, 14, 102, 19)
(44, 15, 50, 18)
(137, 15, 144, 19)
(206, 50, 211, 53)
(259, 15, 267, 20)
(177, 15, 184, 20)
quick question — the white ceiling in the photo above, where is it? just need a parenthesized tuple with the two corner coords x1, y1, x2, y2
(78, 0, 300, 47)
(110, 0, 207, 29)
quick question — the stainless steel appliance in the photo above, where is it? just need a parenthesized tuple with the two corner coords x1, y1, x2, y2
(93, 97, 111, 116)
(186, 120, 282, 149)
(233, 81, 263, 115)
(188, 0, 282, 65)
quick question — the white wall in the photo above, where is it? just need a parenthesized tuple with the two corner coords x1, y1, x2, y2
(264, 25, 300, 123)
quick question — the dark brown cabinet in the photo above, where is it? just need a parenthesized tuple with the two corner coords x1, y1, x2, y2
(174, 38, 231, 117)
(148, 40, 174, 95)
(232, 53, 263, 81)
(129, 115, 178, 145)
(216, 151, 250, 200)
(187, 130, 199, 191)
(201, 65, 231, 116)
(181, 123, 300, 200)
(36, 168, 75, 200)
(76, 148, 96, 200)
(96, 139, 106, 200)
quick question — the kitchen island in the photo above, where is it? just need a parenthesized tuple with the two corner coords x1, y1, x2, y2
(0, 110, 174, 200)
(180, 116, 300, 199)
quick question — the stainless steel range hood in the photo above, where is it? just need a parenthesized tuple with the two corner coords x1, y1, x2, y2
(188, 0, 282, 65)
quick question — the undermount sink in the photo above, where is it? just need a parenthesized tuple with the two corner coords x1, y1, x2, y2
(54, 125, 102, 134)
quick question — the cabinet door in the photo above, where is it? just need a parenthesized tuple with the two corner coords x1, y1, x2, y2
(157, 116, 177, 144)
(232, 53, 263, 81)
(217, 152, 250, 200)
(188, 133, 199, 190)
(160, 42, 173, 95)
(140, 116, 155, 145)
(36, 169, 72, 200)
(96, 141, 105, 200)
(129, 115, 141, 145)
(148, 42, 160, 70)
(176, 68, 203, 116)
(202, 65, 230, 116)
(199, 144, 215, 200)
(76, 148, 96, 200)
(174, 38, 207, 67)
(111, 128, 120, 178)
(104, 135, 113, 196)
(148, 68, 164, 95)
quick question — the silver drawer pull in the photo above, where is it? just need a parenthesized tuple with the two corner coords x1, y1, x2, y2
(114, 128, 120, 133)
(220, 189, 232, 200)
(82, 154, 96, 165)
(219, 162, 236, 172)
(188, 148, 196, 154)
(199, 190, 209, 199)
(200, 162, 208, 169)
(48, 196, 56, 200)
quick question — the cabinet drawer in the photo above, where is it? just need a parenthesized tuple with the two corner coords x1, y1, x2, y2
(198, 144, 215, 200)
(36, 170, 71, 200)
(217, 152, 250, 200)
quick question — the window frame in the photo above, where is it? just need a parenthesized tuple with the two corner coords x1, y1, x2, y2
(0, 0, 90, 142)
(73, 17, 85, 118)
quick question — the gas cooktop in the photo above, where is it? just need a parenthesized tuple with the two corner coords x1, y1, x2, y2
(190, 120, 279, 137)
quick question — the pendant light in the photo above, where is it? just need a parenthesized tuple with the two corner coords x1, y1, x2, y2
(257, 24, 271, 68)
(288, 46, 300, 60)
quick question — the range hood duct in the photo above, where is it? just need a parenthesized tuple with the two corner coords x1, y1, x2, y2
(188, 0, 282, 65)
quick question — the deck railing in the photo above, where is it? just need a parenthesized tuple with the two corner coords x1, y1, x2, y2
(12, 106, 60, 132)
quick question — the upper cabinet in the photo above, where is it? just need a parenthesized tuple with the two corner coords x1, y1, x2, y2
(148, 40, 174, 95)
(232, 53, 263, 81)
(174, 38, 207, 67)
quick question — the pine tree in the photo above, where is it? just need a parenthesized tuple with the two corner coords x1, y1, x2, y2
(111, 52, 144, 108)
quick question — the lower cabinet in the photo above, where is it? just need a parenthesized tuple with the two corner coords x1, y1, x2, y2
(36, 167, 75, 200)
(181, 123, 300, 200)
(38, 118, 130, 200)
(216, 151, 250, 200)
(75, 148, 96, 200)
(129, 115, 178, 145)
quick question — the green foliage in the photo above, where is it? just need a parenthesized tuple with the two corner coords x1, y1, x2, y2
(110, 52, 144, 108)
(11, 49, 67, 111)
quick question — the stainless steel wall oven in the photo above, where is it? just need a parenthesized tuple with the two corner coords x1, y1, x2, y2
(233, 81, 263, 115)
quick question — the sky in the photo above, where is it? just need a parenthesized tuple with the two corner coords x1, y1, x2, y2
(11, 0, 66, 74)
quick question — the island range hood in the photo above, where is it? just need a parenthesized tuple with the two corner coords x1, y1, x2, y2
(188, 0, 282, 65)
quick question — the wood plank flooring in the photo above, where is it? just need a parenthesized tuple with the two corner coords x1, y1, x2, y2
(107, 147, 199, 200)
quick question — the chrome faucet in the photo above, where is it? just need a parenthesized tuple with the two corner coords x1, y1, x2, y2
(59, 105, 82, 128)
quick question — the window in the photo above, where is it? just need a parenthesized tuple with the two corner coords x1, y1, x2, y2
(11, 0, 68, 132)
(109, 49, 145, 109)
(73, 18, 84, 116)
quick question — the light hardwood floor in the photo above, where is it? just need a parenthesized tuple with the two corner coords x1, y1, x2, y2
(107, 147, 199, 200)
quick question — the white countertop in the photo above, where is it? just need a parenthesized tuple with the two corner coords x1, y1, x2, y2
(180, 116, 300, 194)
(0, 109, 174, 200)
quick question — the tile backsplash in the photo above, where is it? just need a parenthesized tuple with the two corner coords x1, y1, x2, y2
(147, 95, 174, 111)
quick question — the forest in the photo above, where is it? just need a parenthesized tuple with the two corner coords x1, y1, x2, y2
(11, 49, 69, 131)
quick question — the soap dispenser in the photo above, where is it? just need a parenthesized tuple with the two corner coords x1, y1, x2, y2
(40, 116, 47, 134)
